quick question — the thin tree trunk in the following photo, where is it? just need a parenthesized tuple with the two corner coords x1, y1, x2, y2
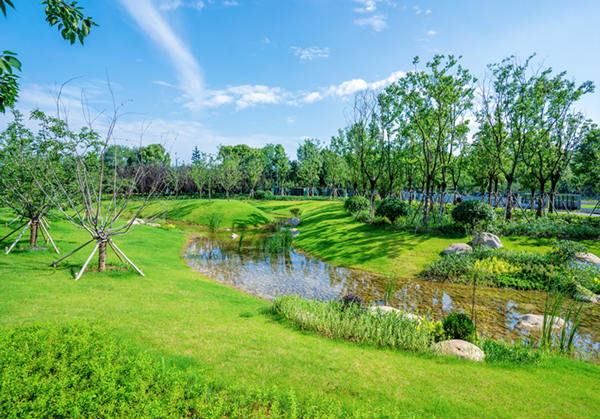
(29, 221, 38, 247)
(536, 181, 546, 218)
(98, 240, 107, 272)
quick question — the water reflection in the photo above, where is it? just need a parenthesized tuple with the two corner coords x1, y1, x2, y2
(184, 235, 600, 355)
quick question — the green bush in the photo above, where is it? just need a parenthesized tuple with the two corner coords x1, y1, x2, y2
(442, 312, 476, 341)
(451, 200, 496, 229)
(547, 240, 588, 265)
(254, 190, 274, 200)
(375, 198, 410, 223)
(344, 195, 369, 214)
(290, 207, 303, 218)
(480, 338, 544, 364)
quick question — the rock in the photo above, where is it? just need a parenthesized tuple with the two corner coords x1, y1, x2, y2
(231, 233, 239, 240)
(574, 252, 600, 265)
(146, 222, 161, 227)
(434, 339, 485, 362)
(130, 218, 145, 226)
(290, 228, 298, 232)
(369, 306, 421, 322)
(518, 314, 565, 330)
(472, 232, 503, 248)
(226, 229, 231, 231)
(443, 243, 473, 255)
(287, 217, 301, 227)
(574, 285, 600, 303)
(291, 231, 300, 237)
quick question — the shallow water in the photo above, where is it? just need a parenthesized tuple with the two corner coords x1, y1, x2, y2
(183, 234, 600, 355)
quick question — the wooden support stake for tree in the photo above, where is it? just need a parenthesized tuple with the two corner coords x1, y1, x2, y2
(51, 238, 95, 267)
(5, 221, 31, 255)
(514, 197, 531, 224)
(109, 239, 145, 277)
(108, 240, 125, 264)
(75, 241, 100, 281)
(0, 222, 27, 243)
(39, 218, 59, 254)
(6, 215, 23, 228)
(38, 222, 49, 243)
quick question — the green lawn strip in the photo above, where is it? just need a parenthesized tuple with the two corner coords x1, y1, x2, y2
(2, 210, 600, 417)
(123, 198, 272, 228)
(252, 200, 600, 277)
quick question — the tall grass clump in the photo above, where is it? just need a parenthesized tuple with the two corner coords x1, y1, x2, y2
(480, 338, 544, 364)
(270, 295, 433, 352)
(262, 229, 293, 253)
(208, 212, 224, 232)
(0, 321, 421, 419)
(541, 286, 588, 354)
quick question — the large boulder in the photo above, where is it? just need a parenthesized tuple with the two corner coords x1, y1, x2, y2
(287, 217, 301, 227)
(434, 339, 485, 362)
(443, 243, 473, 255)
(291, 231, 300, 238)
(472, 232, 503, 249)
(130, 218, 145, 226)
(575, 252, 600, 265)
(518, 314, 565, 330)
(574, 285, 600, 304)
(146, 222, 161, 227)
(369, 306, 421, 322)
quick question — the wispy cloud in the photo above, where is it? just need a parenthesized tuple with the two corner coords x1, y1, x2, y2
(413, 5, 421, 14)
(427, 30, 437, 36)
(222, 0, 238, 5)
(426, 9, 432, 14)
(353, 0, 377, 13)
(290, 46, 330, 61)
(118, 0, 204, 108)
(158, 0, 205, 11)
(354, 15, 387, 31)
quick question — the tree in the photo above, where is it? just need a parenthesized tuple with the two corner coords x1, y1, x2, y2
(218, 155, 242, 201)
(572, 128, 600, 192)
(322, 146, 348, 198)
(297, 139, 322, 196)
(244, 148, 268, 197)
(138, 143, 170, 167)
(385, 55, 474, 227)
(191, 146, 202, 164)
(0, 0, 97, 112)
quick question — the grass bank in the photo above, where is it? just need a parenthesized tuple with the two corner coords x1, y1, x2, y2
(2, 208, 600, 417)
(252, 200, 600, 278)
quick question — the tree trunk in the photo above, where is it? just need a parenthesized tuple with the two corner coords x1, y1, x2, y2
(536, 180, 546, 218)
(423, 178, 432, 227)
(487, 176, 494, 205)
(29, 221, 38, 247)
(530, 189, 535, 210)
(226, 190, 230, 201)
(98, 240, 107, 272)
(549, 178, 559, 214)
(505, 179, 514, 221)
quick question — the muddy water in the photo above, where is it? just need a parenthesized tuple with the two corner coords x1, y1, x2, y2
(183, 234, 600, 355)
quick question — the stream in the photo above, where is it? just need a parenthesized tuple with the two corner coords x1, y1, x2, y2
(183, 232, 600, 356)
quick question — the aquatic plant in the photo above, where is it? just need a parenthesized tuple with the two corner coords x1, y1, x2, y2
(271, 295, 433, 352)
(208, 212, 224, 232)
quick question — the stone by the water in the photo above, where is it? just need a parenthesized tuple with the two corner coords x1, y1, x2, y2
(146, 222, 161, 227)
(231, 233, 239, 240)
(443, 243, 472, 255)
(130, 218, 145, 226)
(434, 339, 485, 362)
(291, 231, 300, 237)
(287, 217, 301, 227)
(472, 232, 503, 248)
(518, 314, 565, 330)
(574, 252, 600, 265)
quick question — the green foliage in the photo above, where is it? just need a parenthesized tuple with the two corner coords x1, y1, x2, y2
(451, 200, 496, 229)
(375, 197, 410, 223)
(480, 338, 544, 364)
(290, 207, 303, 218)
(343, 195, 369, 214)
(547, 239, 588, 265)
(254, 190, 274, 200)
(442, 313, 476, 342)
(271, 296, 433, 352)
(499, 215, 600, 240)
(261, 229, 293, 253)
(208, 212, 223, 232)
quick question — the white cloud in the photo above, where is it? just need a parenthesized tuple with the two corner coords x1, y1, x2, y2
(263, 38, 271, 44)
(354, 14, 387, 31)
(222, 0, 238, 5)
(413, 5, 421, 14)
(353, 0, 377, 13)
(118, 0, 204, 108)
(426, 9, 432, 14)
(290, 46, 330, 61)
(427, 30, 437, 36)
(158, 0, 205, 11)
(200, 70, 406, 110)
(286, 116, 296, 124)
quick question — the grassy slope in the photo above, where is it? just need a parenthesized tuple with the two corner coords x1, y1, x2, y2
(2, 208, 600, 418)
(126, 198, 272, 228)
(252, 200, 600, 277)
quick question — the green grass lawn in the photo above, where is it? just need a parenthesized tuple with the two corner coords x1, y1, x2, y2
(252, 200, 600, 277)
(2, 205, 600, 418)
(126, 198, 272, 228)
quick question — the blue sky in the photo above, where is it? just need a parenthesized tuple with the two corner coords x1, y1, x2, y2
(1, 0, 599, 163)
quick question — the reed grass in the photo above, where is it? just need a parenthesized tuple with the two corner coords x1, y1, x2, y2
(270, 296, 433, 352)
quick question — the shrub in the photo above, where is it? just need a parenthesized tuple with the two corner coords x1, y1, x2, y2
(254, 190, 274, 200)
(290, 207, 303, 218)
(355, 210, 371, 223)
(480, 338, 544, 364)
(547, 240, 588, 265)
(442, 312, 476, 341)
(375, 198, 410, 223)
(451, 200, 496, 229)
(344, 195, 369, 214)
(339, 293, 365, 311)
